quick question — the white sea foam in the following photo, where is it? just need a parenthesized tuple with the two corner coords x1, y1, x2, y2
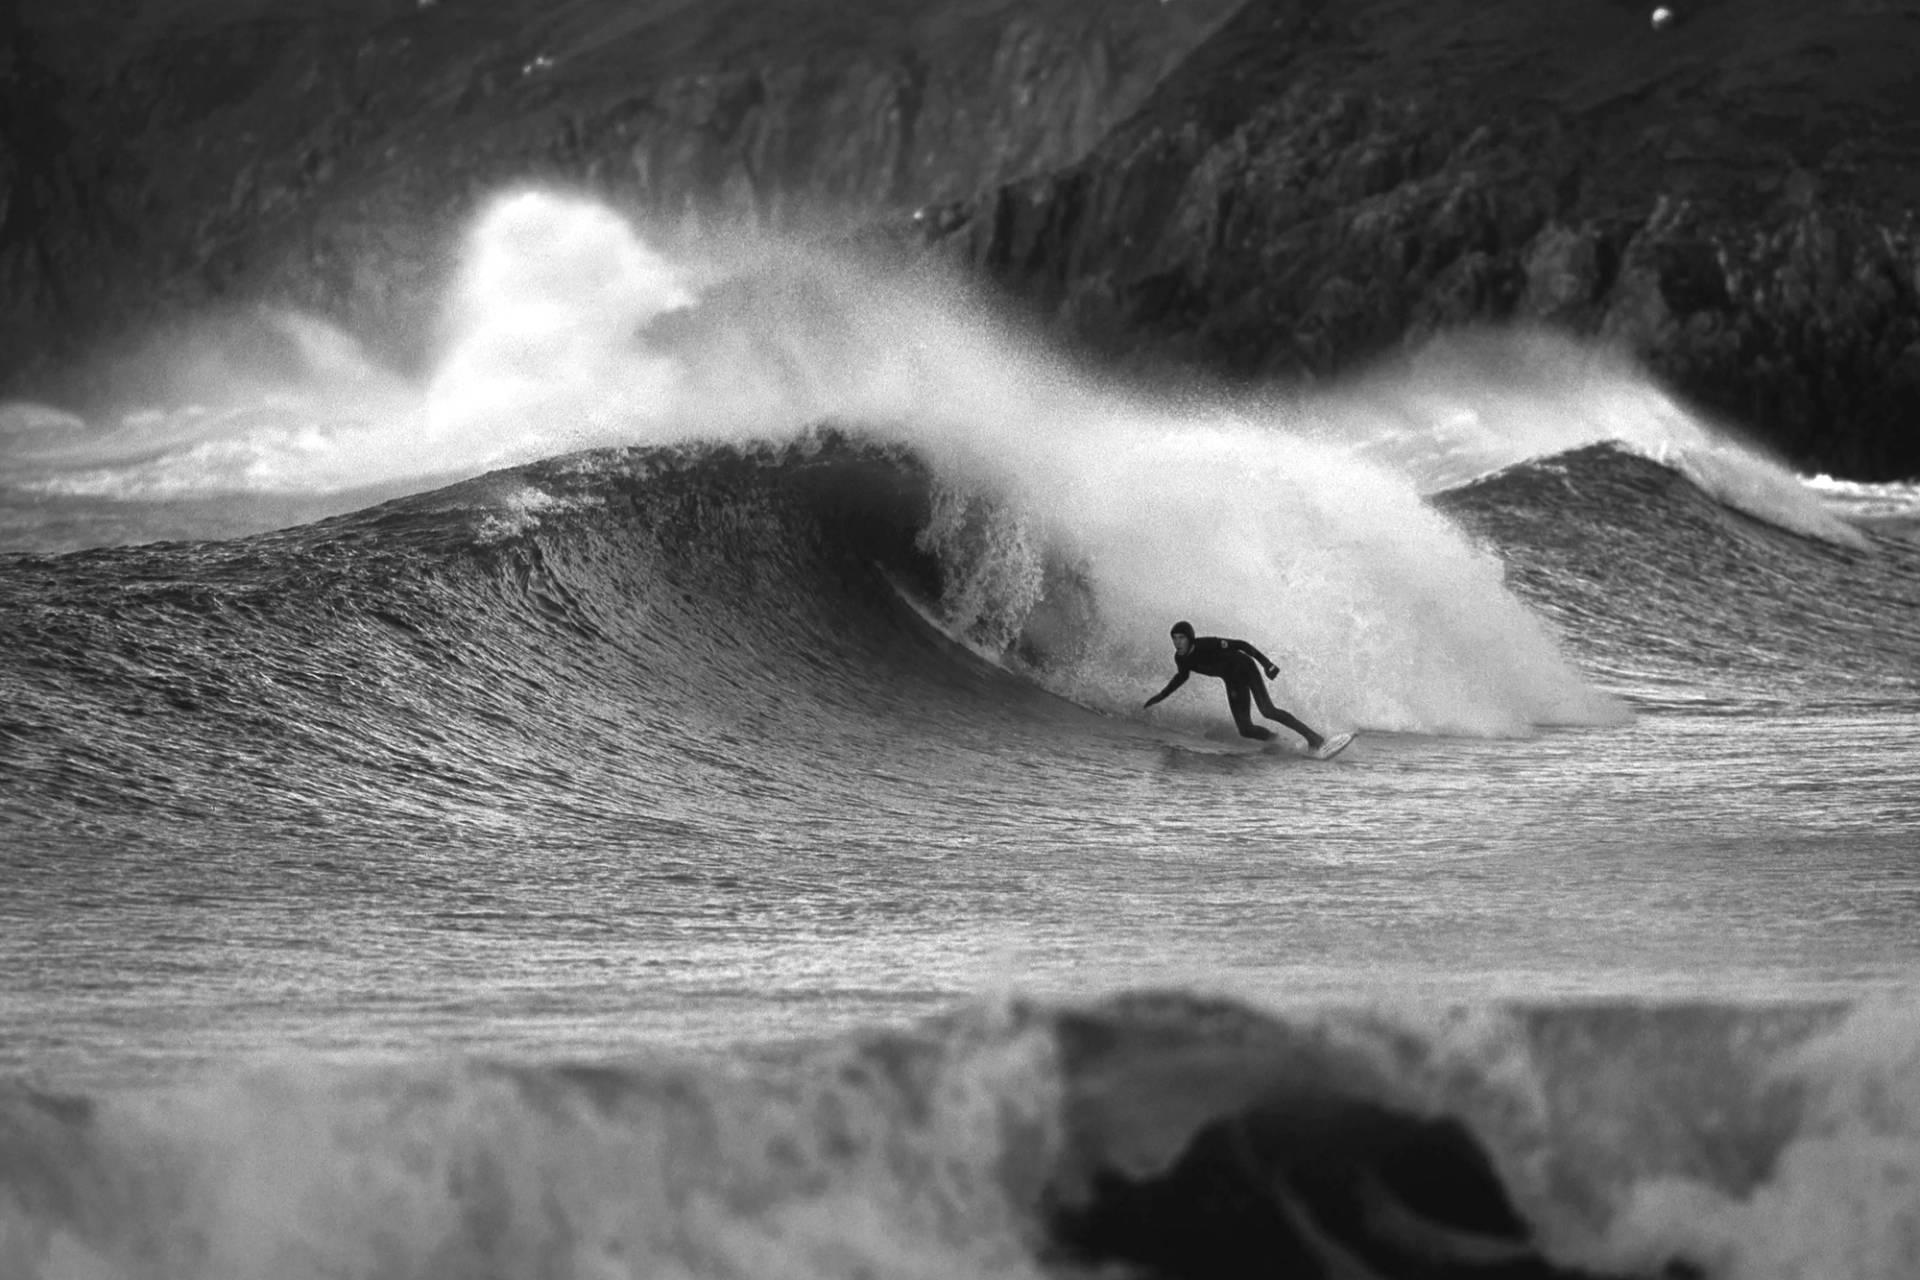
(0, 1014, 1063, 1280)
(0, 401, 88, 438)
(1807, 473, 1920, 522)
(1596, 999, 1920, 1280)
(1321, 329, 1869, 548)
(2, 193, 1858, 556)
(473, 484, 604, 544)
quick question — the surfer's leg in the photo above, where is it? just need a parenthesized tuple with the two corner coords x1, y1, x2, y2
(1226, 684, 1274, 741)
(1249, 677, 1323, 750)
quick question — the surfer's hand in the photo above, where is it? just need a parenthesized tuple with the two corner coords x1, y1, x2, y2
(1264, 664, 1279, 680)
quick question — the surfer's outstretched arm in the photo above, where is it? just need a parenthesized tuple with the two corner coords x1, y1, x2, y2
(1144, 671, 1188, 708)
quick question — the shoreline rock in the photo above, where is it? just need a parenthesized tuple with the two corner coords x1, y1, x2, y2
(7, 0, 1920, 479)
(928, 0, 1920, 479)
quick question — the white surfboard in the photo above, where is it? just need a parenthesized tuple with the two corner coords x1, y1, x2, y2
(1310, 731, 1357, 761)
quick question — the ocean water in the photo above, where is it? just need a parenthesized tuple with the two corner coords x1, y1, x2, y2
(2, 191, 1917, 1280)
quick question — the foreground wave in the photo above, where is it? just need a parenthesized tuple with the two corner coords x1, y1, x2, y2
(2, 991, 1914, 1280)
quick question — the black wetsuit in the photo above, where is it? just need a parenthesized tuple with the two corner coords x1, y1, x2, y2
(1145, 636, 1319, 745)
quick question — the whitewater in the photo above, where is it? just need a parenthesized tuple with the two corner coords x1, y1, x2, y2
(1, 190, 1917, 1280)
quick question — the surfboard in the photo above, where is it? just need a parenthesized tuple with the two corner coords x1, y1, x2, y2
(1310, 731, 1357, 761)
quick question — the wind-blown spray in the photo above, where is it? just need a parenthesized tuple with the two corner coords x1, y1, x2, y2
(4, 190, 1660, 731)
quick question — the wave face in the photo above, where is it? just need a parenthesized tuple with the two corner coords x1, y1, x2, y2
(4, 430, 1916, 838)
(1, 438, 990, 841)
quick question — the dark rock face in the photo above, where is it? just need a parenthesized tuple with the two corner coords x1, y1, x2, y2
(7, 0, 1920, 479)
(1, 0, 1236, 390)
(933, 0, 1920, 479)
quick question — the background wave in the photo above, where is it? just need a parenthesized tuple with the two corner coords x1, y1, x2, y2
(1439, 444, 1920, 709)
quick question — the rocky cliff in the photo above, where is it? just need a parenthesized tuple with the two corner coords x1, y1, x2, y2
(1, 0, 1235, 390)
(7, 0, 1920, 478)
(931, 0, 1920, 479)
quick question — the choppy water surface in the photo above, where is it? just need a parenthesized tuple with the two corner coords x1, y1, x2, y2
(2, 191, 1917, 1280)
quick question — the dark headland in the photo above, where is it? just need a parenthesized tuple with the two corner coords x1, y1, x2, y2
(6, 0, 1917, 478)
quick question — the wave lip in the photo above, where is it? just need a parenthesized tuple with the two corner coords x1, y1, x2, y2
(1330, 329, 1868, 549)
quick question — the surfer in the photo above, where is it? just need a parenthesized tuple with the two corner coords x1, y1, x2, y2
(1143, 621, 1326, 750)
